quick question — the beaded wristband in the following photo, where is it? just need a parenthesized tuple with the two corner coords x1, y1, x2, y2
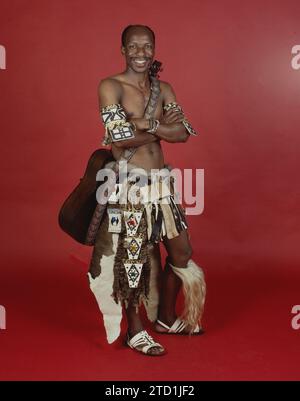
(146, 118, 160, 134)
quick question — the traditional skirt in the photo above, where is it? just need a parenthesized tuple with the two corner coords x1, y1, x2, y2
(87, 160, 188, 343)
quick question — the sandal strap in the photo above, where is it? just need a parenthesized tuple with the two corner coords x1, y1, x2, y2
(127, 330, 164, 354)
(142, 342, 164, 354)
(170, 318, 201, 333)
(156, 318, 186, 332)
(156, 319, 171, 330)
(157, 318, 201, 333)
(128, 330, 152, 346)
(169, 318, 187, 332)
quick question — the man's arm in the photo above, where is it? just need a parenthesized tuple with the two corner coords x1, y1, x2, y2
(98, 79, 158, 148)
(153, 82, 190, 143)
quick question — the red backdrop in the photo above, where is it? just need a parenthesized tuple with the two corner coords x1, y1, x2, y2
(0, 0, 300, 380)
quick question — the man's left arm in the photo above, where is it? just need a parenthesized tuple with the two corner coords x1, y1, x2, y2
(153, 82, 198, 143)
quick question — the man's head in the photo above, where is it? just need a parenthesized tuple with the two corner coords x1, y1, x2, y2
(121, 25, 155, 74)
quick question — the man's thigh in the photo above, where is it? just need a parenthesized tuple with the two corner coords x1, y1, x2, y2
(162, 229, 192, 268)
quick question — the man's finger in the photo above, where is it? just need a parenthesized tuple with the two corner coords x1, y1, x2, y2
(173, 116, 184, 123)
(166, 115, 182, 124)
(164, 108, 182, 116)
(172, 110, 184, 117)
(170, 113, 184, 121)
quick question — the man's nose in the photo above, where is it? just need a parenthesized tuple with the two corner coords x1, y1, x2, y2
(136, 46, 146, 56)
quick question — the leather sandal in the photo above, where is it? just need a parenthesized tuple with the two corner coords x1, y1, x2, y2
(126, 330, 166, 356)
(155, 317, 204, 335)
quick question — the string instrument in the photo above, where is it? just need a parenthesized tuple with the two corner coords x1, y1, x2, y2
(58, 148, 114, 244)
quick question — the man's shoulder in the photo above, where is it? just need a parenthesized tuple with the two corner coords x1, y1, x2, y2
(159, 80, 172, 89)
(98, 75, 123, 92)
(158, 80, 176, 101)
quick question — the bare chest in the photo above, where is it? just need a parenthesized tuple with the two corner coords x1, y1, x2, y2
(120, 83, 163, 120)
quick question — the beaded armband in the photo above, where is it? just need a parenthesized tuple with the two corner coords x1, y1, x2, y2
(100, 103, 135, 146)
(163, 102, 198, 136)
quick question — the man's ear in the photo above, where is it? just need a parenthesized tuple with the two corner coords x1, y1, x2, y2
(121, 46, 125, 55)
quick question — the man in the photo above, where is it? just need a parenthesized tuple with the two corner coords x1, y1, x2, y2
(87, 24, 206, 356)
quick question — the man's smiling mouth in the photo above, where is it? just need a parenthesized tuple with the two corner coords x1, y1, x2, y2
(132, 58, 149, 66)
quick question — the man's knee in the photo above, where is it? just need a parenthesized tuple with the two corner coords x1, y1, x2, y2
(169, 247, 193, 268)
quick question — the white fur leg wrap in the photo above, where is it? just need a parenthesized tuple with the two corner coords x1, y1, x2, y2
(87, 233, 122, 344)
(170, 259, 206, 330)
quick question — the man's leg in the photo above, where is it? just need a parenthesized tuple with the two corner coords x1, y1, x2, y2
(156, 228, 193, 331)
(125, 303, 144, 338)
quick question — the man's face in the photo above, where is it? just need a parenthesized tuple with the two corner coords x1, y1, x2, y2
(121, 28, 155, 73)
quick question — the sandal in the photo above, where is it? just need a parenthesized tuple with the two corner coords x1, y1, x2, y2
(155, 317, 204, 335)
(126, 330, 167, 356)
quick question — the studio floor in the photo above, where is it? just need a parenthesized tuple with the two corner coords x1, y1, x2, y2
(1, 246, 299, 381)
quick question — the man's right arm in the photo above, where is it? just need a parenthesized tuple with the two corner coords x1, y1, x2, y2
(98, 79, 158, 148)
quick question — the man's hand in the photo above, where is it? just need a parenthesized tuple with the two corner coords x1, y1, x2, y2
(130, 110, 184, 130)
(129, 118, 151, 131)
(160, 109, 185, 125)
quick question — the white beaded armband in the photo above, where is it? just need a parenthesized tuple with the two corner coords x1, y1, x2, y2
(100, 103, 136, 145)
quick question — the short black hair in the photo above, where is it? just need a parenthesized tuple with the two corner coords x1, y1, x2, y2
(121, 24, 155, 47)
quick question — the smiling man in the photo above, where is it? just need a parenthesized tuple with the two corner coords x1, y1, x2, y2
(87, 24, 206, 356)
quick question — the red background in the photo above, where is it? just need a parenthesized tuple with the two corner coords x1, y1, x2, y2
(1, 0, 300, 380)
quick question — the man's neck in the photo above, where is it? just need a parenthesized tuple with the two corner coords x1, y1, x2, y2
(124, 68, 151, 89)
